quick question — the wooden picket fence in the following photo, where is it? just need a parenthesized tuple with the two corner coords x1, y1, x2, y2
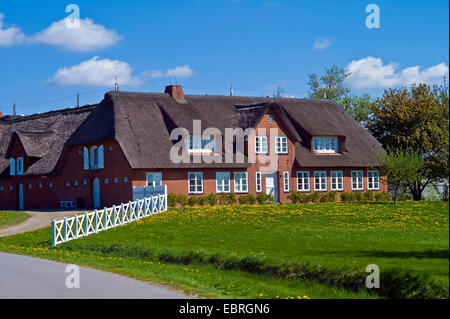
(51, 185, 167, 246)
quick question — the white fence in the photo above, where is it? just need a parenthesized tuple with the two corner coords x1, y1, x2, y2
(51, 185, 167, 247)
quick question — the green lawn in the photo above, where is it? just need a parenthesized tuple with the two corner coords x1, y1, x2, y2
(0, 202, 448, 299)
(0, 211, 30, 230)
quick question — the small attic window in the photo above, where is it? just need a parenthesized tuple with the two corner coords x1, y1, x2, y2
(313, 136, 339, 153)
(268, 115, 274, 123)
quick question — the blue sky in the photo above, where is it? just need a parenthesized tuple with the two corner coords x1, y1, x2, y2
(0, 0, 448, 116)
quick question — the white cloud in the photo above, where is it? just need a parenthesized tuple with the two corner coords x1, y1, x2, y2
(346, 56, 449, 89)
(30, 17, 121, 51)
(313, 38, 332, 50)
(0, 13, 26, 46)
(48, 56, 142, 87)
(151, 65, 195, 79)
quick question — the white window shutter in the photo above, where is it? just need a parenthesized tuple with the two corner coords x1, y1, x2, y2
(10, 158, 15, 176)
(98, 145, 104, 169)
(83, 147, 89, 170)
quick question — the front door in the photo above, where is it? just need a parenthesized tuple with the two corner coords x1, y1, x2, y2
(265, 173, 278, 202)
(93, 178, 100, 208)
(18, 183, 24, 210)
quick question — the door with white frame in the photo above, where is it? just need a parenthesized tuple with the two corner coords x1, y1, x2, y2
(265, 173, 278, 202)
(93, 178, 100, 208)
(18, 183, 24, 210)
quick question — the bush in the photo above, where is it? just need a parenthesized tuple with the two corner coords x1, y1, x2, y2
(238, 194, 250, 205)
(287, 192, 299, 203)
(256, 193, 269, 204)
(363, 191, 375, 202)
(205, 193, 218, 206)
(187, 196, 199, 206)
(227, 192, 237, 205)
(339, 192, 351, 202)
(247, 194, 257, 205)
(197, 196, 207, 206)
(176, 194, 188, 206)
(375, 191, 391, 202)
(353, 192, 364, 202)
(218, 192, 228, 205)
(167, 193, 178, 207)
(309, 192, 321, 203)
(320, 191, 337, 203)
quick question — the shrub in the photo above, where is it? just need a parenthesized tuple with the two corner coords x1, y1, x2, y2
(247, 194, 257, 205)
(309, 192, 321, 203)
(218, 192, 228, 205)
(187, 196, 199, 206)
(205, 193, 218, 206)
(287, 192, 299, 203)
(197, 196, 207, 206)
(353, 192, 364, 202)
(339, 192, 351, 202)
(167, 193, 178, 207)
(320, 191, 337, 203)
(375, 191, 391, 202)
(363, 191, 375, 202)
(256, 193, 269, 204)
(176, 194, 188, 206)
(227, 192, 237, 205)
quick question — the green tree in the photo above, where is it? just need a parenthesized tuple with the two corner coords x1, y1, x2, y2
(368, 84, 449, 200)
(376, 147, 427, 203)
(307, 64, 373, 125)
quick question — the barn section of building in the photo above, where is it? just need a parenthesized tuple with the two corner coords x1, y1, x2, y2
(0, 85, 387, 210)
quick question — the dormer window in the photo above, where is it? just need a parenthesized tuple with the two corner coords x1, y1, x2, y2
(312, 136, 338, 153)
(189, 135, 215, 153)
(9, 157, 24, 176)
(83, 145, 104, 170)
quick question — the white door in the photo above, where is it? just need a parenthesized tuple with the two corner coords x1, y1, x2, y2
(265, 173, 278, 202)
(18, 183, 24, 210)
(93, 178, 100, 208)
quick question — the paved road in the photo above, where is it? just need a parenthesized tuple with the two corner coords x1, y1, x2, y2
(0, 252, 189, 299)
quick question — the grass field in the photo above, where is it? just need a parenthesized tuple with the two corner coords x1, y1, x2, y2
(0, 202, 448, 299)
(0, 211, 30, 230)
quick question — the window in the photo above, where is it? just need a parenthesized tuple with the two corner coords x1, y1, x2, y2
(234, 172, 248, 193)
(188, 172, 203, 194)
(297, 171, 310, 191)
(89, 145, 104, 169)
(216, 172, 230, 193)
(283, 171, 290, 192)
(314, 171, 327, 191)
(9, 158, 15, 176)
(351, 171, 364, 190)
(255, 136, 268, 154)
(189, 135, 215, 152)
(275, 136, 288, 154)
(16, 157, 24, 175)
(312, 137, 338, 153)
(367, 170, 380, 190)
(331, 171, 344, 191)
(255, 172, 262, 192)
(146, 172, 162, 187)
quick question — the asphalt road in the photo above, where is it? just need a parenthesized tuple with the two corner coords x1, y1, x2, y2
(0, 252, 189, 299)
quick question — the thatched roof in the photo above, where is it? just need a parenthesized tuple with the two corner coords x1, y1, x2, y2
(0, 89, 383, 177)
(0, 106, 94, 176)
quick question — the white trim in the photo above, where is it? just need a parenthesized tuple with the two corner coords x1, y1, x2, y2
(367, 170, 380, 190)
(283, 171, 290, 192)
(234, 171, 248, 193)
(296, 171, 310, 192)
(188, 172, 204, 194)
(330, 171, 344, 191)
(275, 136, 288, 154)
(216, 171, 231, 193)
(314, 171, 327, 191)
(351, 170, 364, 190)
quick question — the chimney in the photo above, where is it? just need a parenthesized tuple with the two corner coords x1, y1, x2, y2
(165, 85, 185, 100)
(0, 112, 2, 118)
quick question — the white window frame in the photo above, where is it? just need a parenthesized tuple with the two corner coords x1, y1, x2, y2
(351, 170, 364, 190)
(188, 172, 204, 194)
(146, 172, 162, 187)
(296, 171, 310, 192)
(330, 171, 344, 191)
(255, 136, 268, 154)
(283, 171, 290, 192)
(216, 172, 231, 193)
(234, 172, 248, 193)
(367, 170, 380, 190)
(275, 136, 288, 154)
(314, 171, 327, 191)
(312, 136, 339, 153)
(255, 172, 262, 193)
